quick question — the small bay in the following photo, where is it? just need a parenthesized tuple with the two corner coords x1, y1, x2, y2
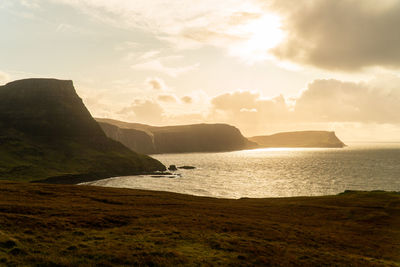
(84, 143, 400, 199)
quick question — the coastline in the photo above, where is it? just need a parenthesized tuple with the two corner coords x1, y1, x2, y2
(0, 180, 399, 266)
(32, 171, 174, 185)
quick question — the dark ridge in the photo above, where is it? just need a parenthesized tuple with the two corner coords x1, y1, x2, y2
(0, 78, 103, 138)
(0, 78, 165, 182)
(249, 131, 346, 148)
(97, 118, 257, 154)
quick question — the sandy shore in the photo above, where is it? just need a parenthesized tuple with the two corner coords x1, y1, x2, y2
(0, 181, 399, 266)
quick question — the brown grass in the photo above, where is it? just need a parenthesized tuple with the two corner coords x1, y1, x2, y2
(0, 181, 399, 266)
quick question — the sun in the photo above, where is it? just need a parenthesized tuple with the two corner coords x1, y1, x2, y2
(229, 13, 285, 64)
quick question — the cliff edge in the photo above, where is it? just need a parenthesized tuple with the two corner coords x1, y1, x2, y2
(249, 131, 346, 148)
(0, 78, 165, 182)
(97, 118, 257, 154)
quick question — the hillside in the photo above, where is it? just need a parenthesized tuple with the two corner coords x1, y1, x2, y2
(0, 79, 165, 182)
(97, 118, 257, 154)
(249, 131, 346, 148)
(0, 181, 399, 266)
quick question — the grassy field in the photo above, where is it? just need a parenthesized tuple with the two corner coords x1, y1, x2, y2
(0, 133, 165, 183)
(0, 181, 399, 266)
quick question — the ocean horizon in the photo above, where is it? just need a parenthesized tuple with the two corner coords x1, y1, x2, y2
(83, 142, 400, 199)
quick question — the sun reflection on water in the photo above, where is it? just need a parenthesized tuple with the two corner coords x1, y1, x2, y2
(84, 143, 400, 199)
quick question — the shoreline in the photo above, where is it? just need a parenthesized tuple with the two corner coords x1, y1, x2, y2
(31, 171, 175, 185)
(81, 178, 400, 200)
(0, 180, 399, 266)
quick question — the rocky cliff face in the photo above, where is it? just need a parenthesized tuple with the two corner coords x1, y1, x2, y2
(97, 119, 257, 154)
(249, 131, 346, 148)
(99, 122, 157, 154)
(0, 79, 165, 182)
(0, 79, 104, 139)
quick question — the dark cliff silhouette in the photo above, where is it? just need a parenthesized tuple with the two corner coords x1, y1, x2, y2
(97, 118, 257, 154)
(249, 131, 346, 148)
(0, 78, 165, 182)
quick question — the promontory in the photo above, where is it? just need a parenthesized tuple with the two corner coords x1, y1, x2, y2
(0, 78, 165, 183)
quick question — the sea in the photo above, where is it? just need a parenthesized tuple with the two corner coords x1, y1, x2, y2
(83, 143, 400, 199)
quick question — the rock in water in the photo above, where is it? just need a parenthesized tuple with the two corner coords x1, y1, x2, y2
(168, 165, 178, 171)
(178, 166, 196, 170)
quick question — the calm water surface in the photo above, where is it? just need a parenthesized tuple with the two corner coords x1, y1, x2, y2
(84, 143, 400, 198)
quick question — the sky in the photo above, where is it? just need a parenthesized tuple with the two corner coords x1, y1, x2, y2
(1, 0, 400, 141)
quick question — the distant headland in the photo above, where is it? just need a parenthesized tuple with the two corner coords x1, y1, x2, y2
(96, 118, 257, 154)
(97, 119, 346, 155)
(249, 131, 346, 148)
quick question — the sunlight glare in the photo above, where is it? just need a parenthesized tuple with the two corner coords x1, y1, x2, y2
(229, 13, 285, 64)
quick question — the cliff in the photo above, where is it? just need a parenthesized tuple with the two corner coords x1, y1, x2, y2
(0, 79, 165, 182)
(249, 131, 346, 148)
(97, 118, 257, 154)
(99, 122, 156, 154)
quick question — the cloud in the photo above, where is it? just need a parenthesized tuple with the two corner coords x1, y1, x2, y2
(270, 0, 400, 71)
(294, 78, 400, 124)
(121, 49, 162, 62)
(212, 90, 261, 111)
(204, 75, 400, 135)
(0, 71, 10, 83)
(146, 77, 167, 91)
(51, 0, 257, 34)
(19, 0, 40, 9)
(50, 0, 285, 64)
(167, 113, 206, 125)
(181, 96, 193, 104)
(114, 98, 205, 126)
(140, 50, 161, 60)
(211, 90, 290, 123)
(85, 74, 400, 139)
(12, 0, 400, 70)
(55, 23, 89, 34)
(56, 23, 73, 32)
(210, 90, 290, 134)
(114, 41, 141, 52)
(209, 76, 400, 126)
(132, 60, 199, 77)
(118, 99, 164, 124)
(157, 94, 177, 103)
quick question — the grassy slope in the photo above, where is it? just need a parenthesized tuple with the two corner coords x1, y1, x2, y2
(0, 79, 165, 182)
(0, 131, 165, 182)
(0, 181, 399, 266)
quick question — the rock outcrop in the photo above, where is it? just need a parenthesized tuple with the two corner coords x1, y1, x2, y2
(97, 118, 257, 154)
(0, 78, 165, 182)
(249, 131, 346, 148)
(178, 166, 196, 170)
(98, 122, 156, 154)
